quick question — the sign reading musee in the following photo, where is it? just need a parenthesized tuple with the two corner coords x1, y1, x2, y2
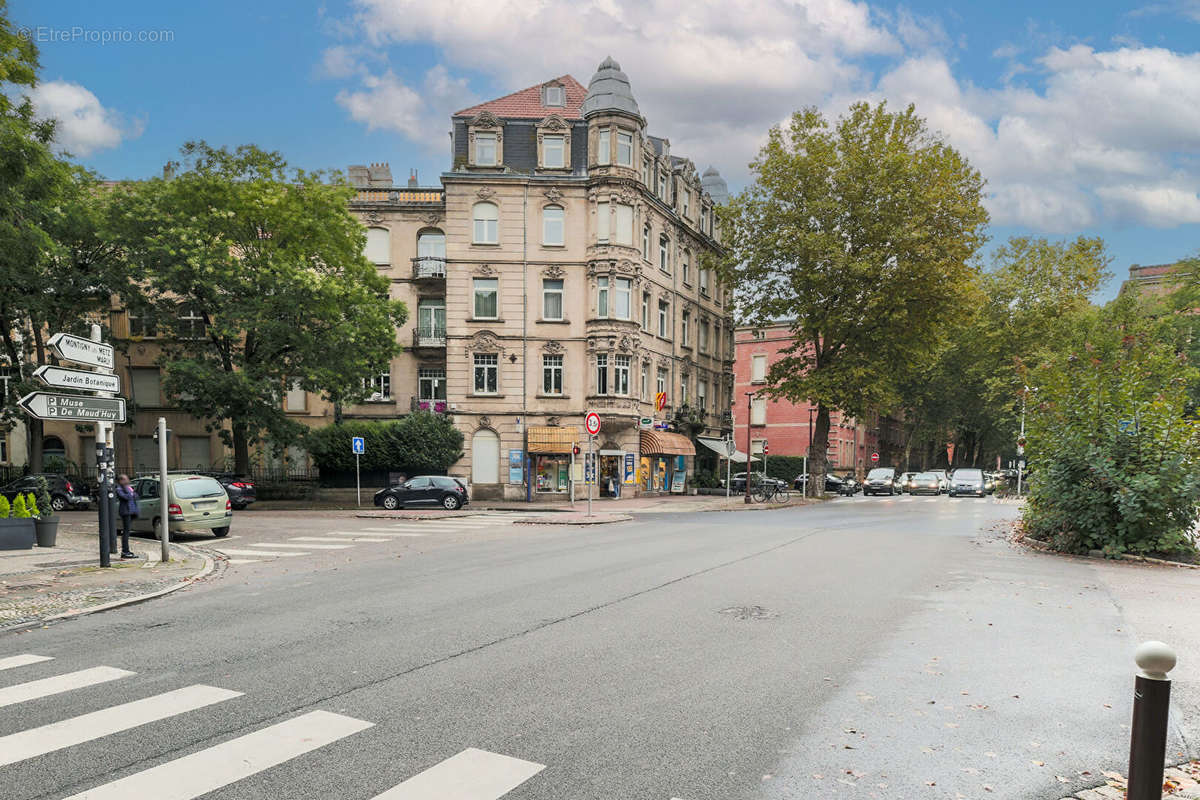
(47, 332, 114, 370)
(33, 365, 121, 393)
(18, 392, 126, 423)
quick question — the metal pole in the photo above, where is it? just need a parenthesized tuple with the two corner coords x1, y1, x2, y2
(95, 440, 109, 568)
(744, 391, 753, 504)
(157, 417, 169, 562)
(89, 324, 114, 566)
(1017, 390, 1026, 497)
(587, 436, 593, 517)
(104, 446, 116, 555)
(355, 452, 361, 507)
(725, 433, 731, 500)
(1127, 641, 1176, 800)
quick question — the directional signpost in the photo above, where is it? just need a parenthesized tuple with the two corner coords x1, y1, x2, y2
(352, 436, 365, 507)
(585, 411, 601, 517)
(33, 365, 121, 394)
(19, 327, 121, 566)
(18, 392, 126, 423)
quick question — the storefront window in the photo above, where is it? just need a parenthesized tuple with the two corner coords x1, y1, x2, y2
(535, 455, 570, 493)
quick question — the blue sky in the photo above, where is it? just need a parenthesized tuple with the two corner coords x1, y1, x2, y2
(12, 0, 1200, 299)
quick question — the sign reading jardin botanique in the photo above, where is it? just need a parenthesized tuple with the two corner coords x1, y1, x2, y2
(33, 365, 122, 393)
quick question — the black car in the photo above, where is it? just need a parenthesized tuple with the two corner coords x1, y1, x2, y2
(863, 467, 901, 496)
(723, 472, 786, 494)
(1, 473, 92, 511)
(374, 475, 469, 510)
(215, 474, 257, 510)
(792, 473, 846, 493)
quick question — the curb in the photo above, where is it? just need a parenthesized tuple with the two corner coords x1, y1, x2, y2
(1014, 530, 1200, 570)
(512, 514, 633, 526)
(4, 543, 214, 635)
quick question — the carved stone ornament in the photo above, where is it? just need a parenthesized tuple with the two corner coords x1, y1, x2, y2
(539, 114, 569, 131)
(618, 334, 639, 353)
(475, 263, 496, 276)
(547, 416, 561, 427)
(421, 211, 443, 226)
(615, 259, 636, 275)
(468, 111, 502, 130)
(466, 330, 504, 357)
(479, 416, 492, 428)
(364, 210, 385, 225)
(617, 185, 637, 205)
(543, 264, 565, 279)
(476, 186, 496, 200)
(657, 356, 671, 369)
(544, 186, 564, 203)
(543, 340, 564, 354)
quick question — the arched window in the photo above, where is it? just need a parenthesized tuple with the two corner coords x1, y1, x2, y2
(415, 229, 445, 278)
(542, 205, 564, 246)
(473, 202, 499, 244)
(364, 227, 390, 266)
(659, 235, 670, 272)
(42, 436, 66, 461)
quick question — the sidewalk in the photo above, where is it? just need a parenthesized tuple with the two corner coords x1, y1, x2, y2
(1057, 762, 1200, 799)
(0, 515, 209, 633)
(474, 492, 818, 514)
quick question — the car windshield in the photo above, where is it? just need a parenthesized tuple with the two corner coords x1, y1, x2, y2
(916, 473, 937, 480)
(956, 469, 984, 480)
(867, 468, 893, 479)
(172, 477, 225, 499)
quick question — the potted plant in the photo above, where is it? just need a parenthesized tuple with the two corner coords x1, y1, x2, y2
(0, 493, 36, 550)
(31, 477, 58, 547)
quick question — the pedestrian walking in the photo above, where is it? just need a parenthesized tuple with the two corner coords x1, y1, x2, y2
(114, 475, 139, 559)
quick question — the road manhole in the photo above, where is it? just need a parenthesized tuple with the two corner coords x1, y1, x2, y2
(718, 605, 778, 620)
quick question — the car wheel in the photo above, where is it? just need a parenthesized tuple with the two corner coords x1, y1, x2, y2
(51, 495, 68, 512)
(382, 495, 400, 510)
(442, 495, 461, 510)
(213, 527, 230, 537)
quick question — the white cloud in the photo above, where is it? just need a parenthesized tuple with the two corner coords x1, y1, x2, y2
(336, 66, 473, 142)
(327, 0, 1200, 232)
(30, 80, 138, 156)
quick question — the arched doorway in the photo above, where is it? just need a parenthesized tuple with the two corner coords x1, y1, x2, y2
(42, 436, 66, 467)
(471, 428, 500, 487)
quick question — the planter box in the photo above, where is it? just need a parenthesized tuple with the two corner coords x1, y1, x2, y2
(35, 517, 59, 547)
(0, 518, 36, 550)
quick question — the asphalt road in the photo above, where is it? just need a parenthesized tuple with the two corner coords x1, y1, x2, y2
(0, 496, 1194, 800)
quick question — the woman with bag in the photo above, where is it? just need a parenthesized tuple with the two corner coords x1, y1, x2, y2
(114, 475, 139, 560)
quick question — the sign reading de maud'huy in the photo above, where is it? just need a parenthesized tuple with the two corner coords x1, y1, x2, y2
(18, 392, 126, 423)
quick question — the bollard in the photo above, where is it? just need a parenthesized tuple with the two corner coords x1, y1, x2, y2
(1127, 640, 1176, 800)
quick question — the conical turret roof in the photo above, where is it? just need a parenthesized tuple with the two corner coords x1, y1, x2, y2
(581, 56, 641, 119)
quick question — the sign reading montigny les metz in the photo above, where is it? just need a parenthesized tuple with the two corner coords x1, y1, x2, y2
(18, 392, 126, 423)
(47, 332, 114, 370)
(33, 365, 121, 393)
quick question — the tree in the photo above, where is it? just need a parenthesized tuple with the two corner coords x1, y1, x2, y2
(716, 102, 989, 489)
(304, 415, 464, 477)
(106, 142, 408, 472)
(0, 3, 121, 471)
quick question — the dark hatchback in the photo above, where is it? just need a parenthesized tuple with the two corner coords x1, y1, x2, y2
(374, 476, 469, 510)
(215, 475, 257, 510)
(1, 474, 92, 511)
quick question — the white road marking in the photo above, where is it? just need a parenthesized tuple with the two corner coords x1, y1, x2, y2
(370, 747, 546, 800)
(337, 530, 429, 537)
(0, 685, 241, 767)
(62, 710, 373, 800)
(290, 536, 388, 543)
(0, 654, 53, 672)
(246, 542, 352, 550)
(214, 548, 305, 558)
(0, 666, 134, 708)
(190, 535, 241, 546)
(226, 559, 260, 564)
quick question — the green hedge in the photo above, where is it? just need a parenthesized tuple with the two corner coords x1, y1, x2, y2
(304, 414, 464, 476)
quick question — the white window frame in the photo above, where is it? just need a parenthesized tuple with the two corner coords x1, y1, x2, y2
(542, 278, 564, 321)
(682, 249, 690, 285)
(596, 201, 610, 243)
(681, 311, 690, 347)
(614, 354, 631, 396)
(473, 277, 499, 319)
(419, 367, 446, 401)
(475, 132, 497, 166)
(542, 134, 565, 169)
(697, 379, 707, 411)
(641, 292, 650, 331)
(612, 277, 632, 320)
(596, 353, 609, 395)
(751, 396, 767, 425)
(364, 227, 390, 266)
(542, 205, 564, 246)
(658, 300, 669, 338)
(658, 235, 670, 272)
(543, 354, 563, 395)
(699, 320, 709, 353)
(473, 202, 499, 244)
(363, 372, 391, 402)
(615, 203, 633, 245)
(474, 353, 499, 395)
(699, 267, 710, 297)
(642, 225, 651, 260)
(641, 363, 649, 401)
(616, 130, 633, 166)
(656, 368, 667, 398)
(545, 85, 564, 107)
(597, 127, 611, 165)
(597, 276, 609, 318)
(751, 354, 767, 383)
(178, 305, 207, 340)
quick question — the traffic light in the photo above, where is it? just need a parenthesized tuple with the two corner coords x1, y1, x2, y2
(573, 445, 581, 456)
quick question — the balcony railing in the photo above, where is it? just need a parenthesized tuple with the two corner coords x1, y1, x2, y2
(412, 326, 446, 348)
(410, 396, 449, 413)
(412, 256, 446, 280)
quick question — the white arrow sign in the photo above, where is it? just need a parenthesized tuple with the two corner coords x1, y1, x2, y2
(18, 392, 126, 423)
(47, 332, 114, 370)
(33, 365, 121, 393)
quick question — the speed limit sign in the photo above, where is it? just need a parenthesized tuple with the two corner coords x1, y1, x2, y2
(585, 411, 601, 436)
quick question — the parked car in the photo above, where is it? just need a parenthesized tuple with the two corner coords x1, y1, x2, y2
(722, 472, 787, 494)
(129, 474, 232, 538)
(837, 476, 861, 496)
(928, 470, 951, 492)
(863, 467, 900, 496)
(374, 475, 469, 510)
(909, 472, 942, 496)
(1, 473, 91, 512)
(899, 472, 918, 493)
(948, 468, 987, 498)
(793, 473, 845, 493)
(214, 474, 257, 510)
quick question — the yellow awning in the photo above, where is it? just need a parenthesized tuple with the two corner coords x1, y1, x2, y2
(528, 426, 577, 454)
(639, 430, 696, 456)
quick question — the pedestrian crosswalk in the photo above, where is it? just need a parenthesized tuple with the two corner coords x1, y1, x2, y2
(199, 513, 523, 566)
(0, 654, 677, 799)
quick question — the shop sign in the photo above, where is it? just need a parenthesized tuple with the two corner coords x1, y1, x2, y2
(638, 417, 653, 430)
(623, 453, 636, 484)
(508, 449, 524, 484)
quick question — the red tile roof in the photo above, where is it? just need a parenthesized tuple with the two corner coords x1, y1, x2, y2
(455, 75, 587, 120)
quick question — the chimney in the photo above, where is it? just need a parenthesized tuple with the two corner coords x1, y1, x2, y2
(408, 169, 418, 188)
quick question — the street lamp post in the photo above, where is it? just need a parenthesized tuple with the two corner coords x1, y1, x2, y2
(1017, 385, 1035, 497)
(806, 405, 814, 498)
(744, 391, 755, 504)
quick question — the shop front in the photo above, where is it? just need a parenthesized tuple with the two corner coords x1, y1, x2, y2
(527, 426, 577, 497)
(638, 430, 696, 495)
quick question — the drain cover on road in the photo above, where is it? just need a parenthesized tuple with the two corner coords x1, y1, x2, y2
(718, 605, 778, 620)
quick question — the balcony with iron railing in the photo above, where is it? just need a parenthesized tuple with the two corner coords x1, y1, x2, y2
(412, 325, 446, 349)
(409, 395, 449, 414)
(412, 256, 446, 280)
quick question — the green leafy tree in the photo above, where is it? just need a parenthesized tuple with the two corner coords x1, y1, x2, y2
(716, 102, 988, 489)
(304, 414, 464, 476)
(107, 142, 408, 472)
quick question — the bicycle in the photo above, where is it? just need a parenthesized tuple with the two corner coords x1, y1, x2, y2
(751, 476, 790, 503)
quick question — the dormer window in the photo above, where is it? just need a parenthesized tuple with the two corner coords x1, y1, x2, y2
(543, 135, 564, 168)
(544, 84, 564, 107)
